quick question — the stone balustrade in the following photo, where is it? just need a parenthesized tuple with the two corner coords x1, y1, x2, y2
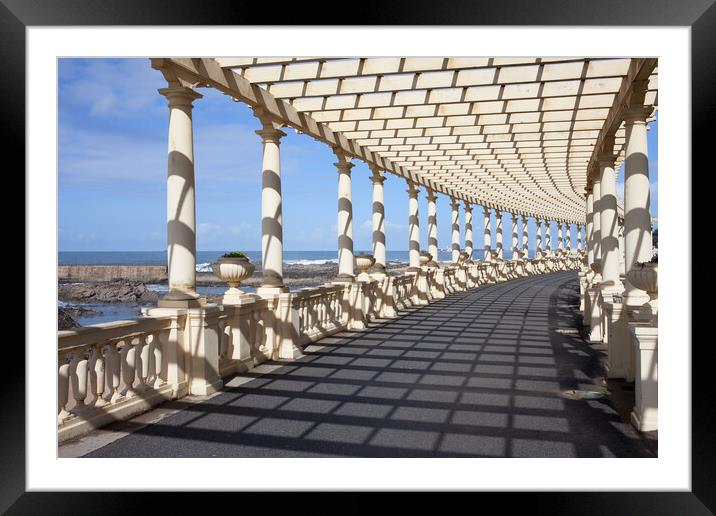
(292, 284, 347, 345)
(393, 273, 416, 310)
(58, 315, 184, 442)
(58, 258, 581, 442)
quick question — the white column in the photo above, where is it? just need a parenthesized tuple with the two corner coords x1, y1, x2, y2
(254, 109, 288, 295)
(495, 210, 503, 259)
(370, 166, 387, 275)
(427, 189, 438, 264)
(521, 215, 529, 258)
(557, 221, 564, 253)
(483, 207, 492, 261)
(593, 180, 602, 263)
(599, 154, 622, 288)
(511, 213, 519, 259)
(618, 222, 626, 275)
(577, 223, 583, 251)
(544, 220, 551, 256)
(623, 100, 653, 305)
(464, 201, 473, 260)
(451, 199, 461, 263)
(586, 191, 595, 265)
(334, 150, 355, 281)
(535, 218, 543, 258)
(407, 181, 421, 270)
(159, 86, 202, 304)
(565, 223, 571, 252)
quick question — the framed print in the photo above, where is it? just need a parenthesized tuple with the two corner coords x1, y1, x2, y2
(4, 0, 712, 513)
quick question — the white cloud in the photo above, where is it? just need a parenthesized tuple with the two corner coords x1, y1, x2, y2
(59, 58, 165, 118)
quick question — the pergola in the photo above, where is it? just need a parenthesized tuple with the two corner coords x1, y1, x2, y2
(149, 56, 656, 300)
(154, 57, 656, 222)
(57, 56, 661, 444)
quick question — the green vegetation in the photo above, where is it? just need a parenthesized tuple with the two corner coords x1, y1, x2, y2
(221, 251, 248, 258)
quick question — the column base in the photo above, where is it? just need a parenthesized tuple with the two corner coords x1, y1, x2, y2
(334, 274, 355, 283)
(631, 408, 658, 433)
(158, 296, 207, 308)
(256, 285, 289, 297)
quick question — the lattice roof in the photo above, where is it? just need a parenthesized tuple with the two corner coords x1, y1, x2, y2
(155, 57, 658, 224)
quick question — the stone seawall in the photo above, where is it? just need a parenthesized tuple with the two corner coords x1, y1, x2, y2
(58, 265, 168, 283)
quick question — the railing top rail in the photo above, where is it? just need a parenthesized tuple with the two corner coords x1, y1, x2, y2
(58, 315, 176, 352)
(292, 284, 345, 301)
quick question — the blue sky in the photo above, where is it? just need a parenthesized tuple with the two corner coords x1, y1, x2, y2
(58, 58, 658, 252)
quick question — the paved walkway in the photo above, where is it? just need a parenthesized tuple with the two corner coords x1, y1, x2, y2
(84, 271, 655, 458)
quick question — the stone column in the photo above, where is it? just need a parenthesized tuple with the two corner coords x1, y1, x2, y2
(623, 98, 654, 306)
(483, 207, 492, 261)
(586, 191, 595, 265)
(451, 199, 461, 263)
(159, 86, 203, 306)
(254, 109, 288, 296)
(599, 152, 622, 289)
(464, 201, 473, 260)
(521, 215, 529, 259)
(511, 213, 519, 259)
(557, 221, 564, 254)
(593, 180, 602, 263)
(407, 181, 421, 271)
(618, 222, 626, 275)
(535, 218, 543, 258)
(565, 223, 571, 251)
(427, 189, 439, 265)
(544, 220, 551, 257)
(369, 166, 387, 275)
(495, 210, 503, 259)
(334, 150, 355, 281)
(577, 223, 583, 251)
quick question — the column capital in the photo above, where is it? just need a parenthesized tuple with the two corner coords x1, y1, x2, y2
(511, 213, 519, 223)
(406, 180, 420, 197)
(158, 86, 203, 108)
(255, 127, 287, 144)
(426, 188, 437, 202)
(333, 148, 355, 172)
(463, 200, 473, 212)
(450, 198, 461, 210)
(369, 167, 386, 185)
(521, 214, 528, 224)
(623, 105, 652, 124)
(598, 153, 619, 168)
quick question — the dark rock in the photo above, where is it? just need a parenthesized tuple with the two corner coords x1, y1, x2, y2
(58, 307, 80, 330)
(58, 280, 160, 304)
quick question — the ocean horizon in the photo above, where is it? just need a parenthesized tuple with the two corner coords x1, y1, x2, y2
(59, 248, 531, 270)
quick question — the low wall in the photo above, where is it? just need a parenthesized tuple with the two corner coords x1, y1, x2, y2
(58, 265, 168, 283)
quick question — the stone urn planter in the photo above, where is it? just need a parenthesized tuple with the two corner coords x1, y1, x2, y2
(211, 254, 255, 304)
(626, 262, 658, 318)
(419, 251, 432, 267)
(355, 253, 375, 280)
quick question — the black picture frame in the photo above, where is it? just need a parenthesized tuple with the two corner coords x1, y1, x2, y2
(4, 0, 710, 513)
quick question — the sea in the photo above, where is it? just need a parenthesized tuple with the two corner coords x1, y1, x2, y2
(59, 249, 529, 326)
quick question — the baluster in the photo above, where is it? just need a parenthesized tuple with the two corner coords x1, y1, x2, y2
(121, 338, 137, 398)
(58, 351, 71, 423)
(217, 319, 226, 360)
(153, 332, 165, 388)
(69, 348, 89, 412)
(105, 340, 123, 403)
(136, 335, 150, 392)
(91, 344, 108, 408)
(301, 300, 307, 333)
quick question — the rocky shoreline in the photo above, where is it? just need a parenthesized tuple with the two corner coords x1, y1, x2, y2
(57, 262, 412, 328)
